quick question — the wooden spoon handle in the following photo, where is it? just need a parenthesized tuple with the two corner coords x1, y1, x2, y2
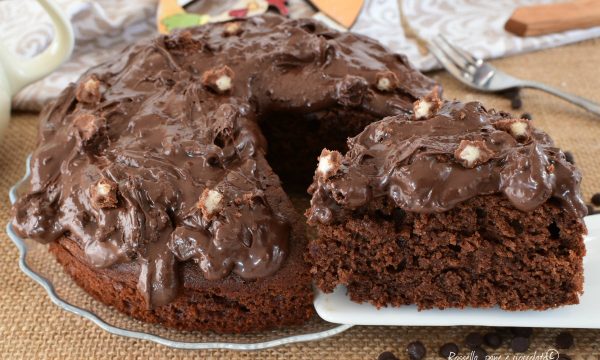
(505, 0, 600, 37)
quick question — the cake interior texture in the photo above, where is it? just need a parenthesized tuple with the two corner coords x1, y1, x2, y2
(310, 195, 586, 310)
(307, 98, 588, 311)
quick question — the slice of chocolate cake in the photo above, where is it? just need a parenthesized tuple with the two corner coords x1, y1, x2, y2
(307, 92, 587, 310)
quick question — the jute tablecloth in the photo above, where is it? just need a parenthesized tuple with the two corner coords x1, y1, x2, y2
(1, 38, 599, 359)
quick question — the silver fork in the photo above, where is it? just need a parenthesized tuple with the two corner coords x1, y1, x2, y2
(427, 35, 600, 116)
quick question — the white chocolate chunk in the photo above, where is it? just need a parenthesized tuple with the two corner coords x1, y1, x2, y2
(317, 154, 334, 176)
(96, 182, 112, 196)
(414, 100, 432, 120)
(377, 77, 392, 92)
(224, 22, 241, 35)
(510, 121, 528, 138)
(84, 78, 99, 92)
(199, 189, 223, 218)
(215, 75, 232, 92)
(457, 144, 481, 167)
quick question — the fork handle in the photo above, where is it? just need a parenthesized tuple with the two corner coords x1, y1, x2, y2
(522, 81, 600, 116)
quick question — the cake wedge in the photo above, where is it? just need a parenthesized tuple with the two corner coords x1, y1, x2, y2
(306, 94, 587, 310)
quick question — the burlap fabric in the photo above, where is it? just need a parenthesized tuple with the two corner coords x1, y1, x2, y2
(1, 38, 599, 359)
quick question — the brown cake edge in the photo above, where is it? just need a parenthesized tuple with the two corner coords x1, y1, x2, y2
(49, 237, 314, 334)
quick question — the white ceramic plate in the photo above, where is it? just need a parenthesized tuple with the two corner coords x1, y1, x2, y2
(314, 214, 600, 328)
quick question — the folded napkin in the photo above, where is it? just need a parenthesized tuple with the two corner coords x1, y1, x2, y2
(2, 0, 600, 111)
(0, 0, 156, 111)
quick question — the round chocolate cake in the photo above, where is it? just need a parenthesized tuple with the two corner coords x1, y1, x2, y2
(11, 14, 435, 333)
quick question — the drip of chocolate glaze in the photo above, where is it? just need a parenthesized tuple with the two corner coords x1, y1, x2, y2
(307, 101, 587, 225)
(11, 14, 435, 307)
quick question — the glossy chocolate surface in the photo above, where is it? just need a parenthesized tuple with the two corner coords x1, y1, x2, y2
(308, 100, 587, 225)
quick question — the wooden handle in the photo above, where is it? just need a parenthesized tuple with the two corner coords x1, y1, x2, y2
(505, 0, 600, 37)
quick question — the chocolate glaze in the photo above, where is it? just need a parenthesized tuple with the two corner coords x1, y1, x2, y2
(307, 100, 587, 225)
(11, 14, 435, 307)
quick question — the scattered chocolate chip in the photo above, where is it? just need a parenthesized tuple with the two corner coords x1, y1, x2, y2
(502, 88, 521, 109)
(496, 327, 513, 335)
(510, 327, 533, 337)
(378, 351, 399, 360)
(592, 193, 600, 207)
(465, 332, 484, 349)
(484, 332, 503, 349)
(511, 336, 530, 353)
(520, 113, 532, 120)
(407, 341, 427, 360)
(555, 332, 574, 349)
(439, 343, 459, 358)
(564, 151, 575, 164)
(587, 205, 596, 215)
(472, 347, 487, 360)
(511, 97, 523, 110)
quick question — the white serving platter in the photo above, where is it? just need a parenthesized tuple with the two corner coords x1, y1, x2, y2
(314, 214, 600, 329)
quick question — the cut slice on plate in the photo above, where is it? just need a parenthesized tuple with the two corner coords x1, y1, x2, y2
(307, 95, 588, 313)
(314, 214, 600, 328)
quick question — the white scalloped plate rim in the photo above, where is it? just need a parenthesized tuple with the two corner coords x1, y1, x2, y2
(7, 155, 353, 351)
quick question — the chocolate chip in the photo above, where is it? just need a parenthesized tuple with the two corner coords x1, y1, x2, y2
(511, 336, 530, 353)
(592, 193, 600, 207)
(483, 332, 503, 349)
(555, 332, 574, 349)
(407, 341, 427, 360)
(472, 347, 487, 360)
(587, 205, 596, 215)
(510, 327, 533, 338)
(496, 327, 513, 335)
(557, 354, 571, 360)
(439, 343, 459, 358)
(564, 151, 575, 164)
(520, 112, 533, 120)
(511, 97, 523, 110)
(378, 351, 399, 360)
(502, 88, 521, 110)
(465, 332, 484, 349)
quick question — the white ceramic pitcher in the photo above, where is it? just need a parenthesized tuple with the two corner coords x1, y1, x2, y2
(0, 0, 74, 138)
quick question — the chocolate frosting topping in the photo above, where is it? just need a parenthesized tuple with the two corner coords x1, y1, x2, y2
(308, 100, 587, 225)
(11, 14, 435, 307)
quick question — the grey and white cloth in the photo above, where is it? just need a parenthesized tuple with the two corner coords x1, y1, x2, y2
(2, 0, 600, 111)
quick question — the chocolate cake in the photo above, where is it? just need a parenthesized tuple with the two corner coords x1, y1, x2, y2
(11, 14, 435, 332)
(307, 93, 588, 310)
